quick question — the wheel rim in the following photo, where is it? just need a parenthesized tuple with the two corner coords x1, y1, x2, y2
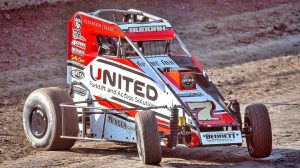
(245, 114, 254, 153)
(29, 106, 48, 139)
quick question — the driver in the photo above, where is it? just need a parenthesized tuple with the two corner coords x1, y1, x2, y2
(98, 36, 116, 56)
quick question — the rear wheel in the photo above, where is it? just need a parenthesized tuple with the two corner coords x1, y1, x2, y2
(23, 87, 78, 150)
(244, 104, 272, 158)
(135, 111, 162, 165)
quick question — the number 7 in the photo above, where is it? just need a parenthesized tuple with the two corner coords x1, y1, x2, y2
(186, 101, 219, 121)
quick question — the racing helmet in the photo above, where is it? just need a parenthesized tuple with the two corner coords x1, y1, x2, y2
(98, 36, 116, 56)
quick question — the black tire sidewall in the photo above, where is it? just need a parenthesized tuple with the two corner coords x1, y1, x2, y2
(135, 116, 144, 161)
(244, 104, 272, 158)
(135, 111, 162, 164)
(23, 90, 56, 149)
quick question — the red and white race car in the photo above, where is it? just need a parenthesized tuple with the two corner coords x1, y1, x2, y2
(23, 9, 272, 164)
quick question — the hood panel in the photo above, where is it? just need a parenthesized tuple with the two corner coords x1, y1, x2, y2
(130, 55, 237, 126)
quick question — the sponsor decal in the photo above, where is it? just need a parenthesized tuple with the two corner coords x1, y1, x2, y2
(84, 19, 102, 28)
(71, 40, 86, 49)
(73, 86, 87, 96)
(107, 115, 134, 131)
(177, 92, 203, 97)
(182, 74, 195, 89)
(103, 24, 115, 32)
(203, 132, 237, 143)
(205, 133, 235, 139)
(135, 60, 175, 67)
(74, 15, 82, 30)
(90, 81, 156, 106)
(71, 47, 85, 56)
(72, 15, 86, 56)
(70, 55, 84, 64)
(83, 19, 115, 32)
(72, 29, 86, 41)
(200, 131, 242, 144)
(71, 69, 85, 80)
(132, 56, 176, 67)
(90, 65, 158, 102)
(128, 25, 166, 32)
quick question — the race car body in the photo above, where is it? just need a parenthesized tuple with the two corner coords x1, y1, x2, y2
(23, 9, 272, 165)
(67, 9, 242, 147)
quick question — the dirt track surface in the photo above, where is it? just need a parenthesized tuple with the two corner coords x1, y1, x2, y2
(0, 0, 72, 11)
(0, 0, 300, 167)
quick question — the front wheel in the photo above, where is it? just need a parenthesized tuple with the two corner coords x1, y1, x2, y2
(135, 111, 162, 165)
(244, 104, 272, 158)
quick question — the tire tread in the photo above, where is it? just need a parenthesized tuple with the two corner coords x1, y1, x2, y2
(245, 103, 272, 158)
(135, 111, 162, 164)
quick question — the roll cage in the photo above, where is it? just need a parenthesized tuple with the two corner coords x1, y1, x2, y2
(84, 9, 193, 89)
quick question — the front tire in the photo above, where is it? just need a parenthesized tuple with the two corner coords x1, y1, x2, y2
(244, 104, 272, 158)
(23, 87, 78, 150)
(135, 111, 162, 165)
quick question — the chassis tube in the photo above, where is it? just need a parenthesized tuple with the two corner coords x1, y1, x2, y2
(124, 36, 166, 90)
(124, 35, 201, 134)
(174, 33, 192, 57)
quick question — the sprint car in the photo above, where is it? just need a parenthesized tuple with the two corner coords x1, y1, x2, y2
(23, 9, 272, 164)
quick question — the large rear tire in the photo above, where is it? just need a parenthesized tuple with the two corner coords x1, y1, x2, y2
(244, 104, 272, 158)
(23, 87, 78, 150)
(135, 111, 162, 165)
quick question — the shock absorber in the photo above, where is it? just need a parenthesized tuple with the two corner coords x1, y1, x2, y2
(168, 107, 179, 148)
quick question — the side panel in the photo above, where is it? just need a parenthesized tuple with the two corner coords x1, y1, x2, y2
(103, 114, 136, 142)
(67, 12, 131, 142)
(130, 55, 236, 125)
(68, 56, 180, 142)
(130, 55, 242, 146)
